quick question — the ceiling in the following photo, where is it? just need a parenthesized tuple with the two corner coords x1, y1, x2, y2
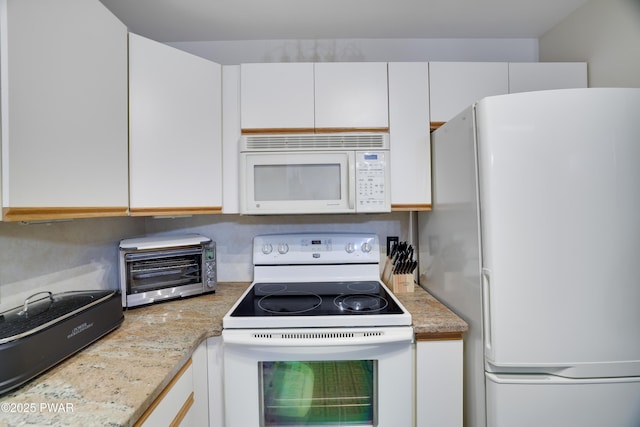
(98, 0, 590, 43)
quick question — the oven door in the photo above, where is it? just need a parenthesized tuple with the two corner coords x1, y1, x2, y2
(240, 151, 355, 215)
(222, 327, 414, 427)
(122, 246, 205, 307)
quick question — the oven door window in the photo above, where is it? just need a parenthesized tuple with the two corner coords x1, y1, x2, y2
(259, 360, 377, 426)
(125, 247, 203, 294)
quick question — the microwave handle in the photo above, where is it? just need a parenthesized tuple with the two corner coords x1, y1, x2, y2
(348, 155, 356, 210)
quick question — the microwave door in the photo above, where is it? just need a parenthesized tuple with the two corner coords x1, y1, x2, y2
(241, 151, 355, 214)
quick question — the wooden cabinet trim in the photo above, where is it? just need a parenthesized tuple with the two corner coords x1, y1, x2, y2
(129, 207, 222, 217)
(314, 127, 389, 133)
(169, 392, 194, 427)
(241, 128, 315, 135)
(392, 204, 432, 212)
(241, 127, 389, 134)
(430, 122, 446, 132)
(2, 207, 128, 222)
(415, 332, 463, 341)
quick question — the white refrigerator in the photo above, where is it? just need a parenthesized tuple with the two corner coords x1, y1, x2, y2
(418, 88, 640, 427)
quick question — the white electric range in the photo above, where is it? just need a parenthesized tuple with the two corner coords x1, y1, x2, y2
(221, 233, 414, 427)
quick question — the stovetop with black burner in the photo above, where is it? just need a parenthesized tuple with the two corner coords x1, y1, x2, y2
(224, 233, 412, 329)
(230, 281, 405, 318)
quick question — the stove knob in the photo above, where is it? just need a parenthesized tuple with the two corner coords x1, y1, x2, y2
(345, 242, 355, 253)
(261, 243, 273, 254)
(361, 242, 372, 253)
(277, 243, 289, 254)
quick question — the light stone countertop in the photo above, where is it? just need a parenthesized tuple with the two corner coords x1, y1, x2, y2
(395, 284, 468, 339)
(0, 281, 466, 427)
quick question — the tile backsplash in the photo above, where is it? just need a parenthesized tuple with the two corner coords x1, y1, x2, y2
(0, 217, 143, 311)
(0, 212, 408, 311)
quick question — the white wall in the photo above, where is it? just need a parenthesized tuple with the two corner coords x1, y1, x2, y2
(169, 38, 539, 65)
(539, 0, 640, 87)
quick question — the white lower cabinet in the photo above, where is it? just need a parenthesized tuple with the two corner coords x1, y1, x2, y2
(207, 336, 225, 427)
(416, 339, 464, 427)
(135, 360, 195, 427)
(191, 341, 210, 426)
(135, 341, 209, 427)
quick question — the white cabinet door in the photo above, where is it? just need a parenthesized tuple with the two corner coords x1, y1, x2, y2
(314, 62, 389, 130)
(388, 62, 431, 209)
(191, 341, 210, 427)
(222, 65, 241, 214)
(239, 62, 388, 132)
(240, 63, 315, 131)
(0, 0, 128, 221)
(416, 340, 464, 427)
(508, 62, 587, 93)
(136, 358, 195, 427)
(207, 336, 224, 427)
(429, 62, 509, 124)
(129, 33, 222, 216)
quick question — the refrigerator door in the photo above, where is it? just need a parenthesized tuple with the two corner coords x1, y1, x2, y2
(486, 372, 640, 427)
(476, 88, 640, 377)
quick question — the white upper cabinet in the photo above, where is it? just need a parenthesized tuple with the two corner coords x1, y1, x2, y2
(508, 62, 587, 93)
(240, 63, 315, 131)
(129, 33, 222, 216)
(240, 62, 389, 132)
(314, 62, 389, 130)
(429, 62, 509, 124)
(0, 0, 128, 221)
(222, 65, 241, 214)
(388, 62, 431, 210)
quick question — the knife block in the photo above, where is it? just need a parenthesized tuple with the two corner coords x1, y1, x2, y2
(381, 256, 394, 287)
(392, 274, 414, 293)
(381, 257, 414, 293)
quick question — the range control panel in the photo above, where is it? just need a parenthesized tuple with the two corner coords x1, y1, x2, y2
(253, 233, 380, 265)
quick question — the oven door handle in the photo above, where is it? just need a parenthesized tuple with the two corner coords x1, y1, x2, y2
(222, 327, 414, 347)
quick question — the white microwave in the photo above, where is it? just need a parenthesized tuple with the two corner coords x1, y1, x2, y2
(239, 133, 391, 215)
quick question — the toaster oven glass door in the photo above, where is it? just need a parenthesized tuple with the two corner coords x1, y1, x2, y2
(124, 247, 203, 295)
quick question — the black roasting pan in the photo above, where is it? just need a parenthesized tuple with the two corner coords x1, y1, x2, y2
(0, 290, 124, 395)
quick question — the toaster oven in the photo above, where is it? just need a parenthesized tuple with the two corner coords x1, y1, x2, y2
(118, 234, 217, 308)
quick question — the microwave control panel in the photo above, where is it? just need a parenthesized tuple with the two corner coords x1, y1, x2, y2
(355, 151, 390, 212)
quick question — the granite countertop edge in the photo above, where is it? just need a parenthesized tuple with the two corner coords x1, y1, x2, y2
(0, 281, 466, 427)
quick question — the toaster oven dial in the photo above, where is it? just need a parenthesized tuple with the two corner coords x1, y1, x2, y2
(361, 242, 372, 253)
(261, 243, 273, 255)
